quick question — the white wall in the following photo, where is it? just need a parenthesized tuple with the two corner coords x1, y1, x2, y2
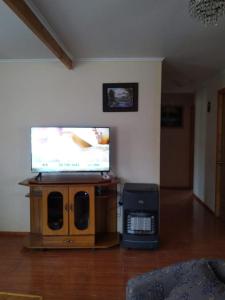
(193, 89, 207, 201)
(0, 60, 162, 231)
(194, 70, 225, 211)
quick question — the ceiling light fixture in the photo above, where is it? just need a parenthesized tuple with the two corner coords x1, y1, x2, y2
(189, 0, 225, 25)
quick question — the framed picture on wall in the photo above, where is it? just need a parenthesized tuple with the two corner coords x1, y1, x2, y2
(161, 105, 183, 127)
(103, 83, 138, 112)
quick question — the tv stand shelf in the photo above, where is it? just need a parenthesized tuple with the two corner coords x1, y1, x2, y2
(19, 176, 119, 249)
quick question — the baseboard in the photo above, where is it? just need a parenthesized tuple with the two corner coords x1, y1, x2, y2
(160, 186, 192, 190)
(0, 231, 29, 236)
(192, 194, 215, 215)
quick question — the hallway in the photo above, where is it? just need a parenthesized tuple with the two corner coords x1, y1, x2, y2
(160, 189, 225, 262)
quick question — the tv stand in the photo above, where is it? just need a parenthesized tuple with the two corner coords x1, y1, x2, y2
(19, 176, 119, 249)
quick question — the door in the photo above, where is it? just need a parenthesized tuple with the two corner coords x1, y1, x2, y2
(216, 90, 225, 219)
(42, 186, 69, 235)
(69, 186, 95, 235)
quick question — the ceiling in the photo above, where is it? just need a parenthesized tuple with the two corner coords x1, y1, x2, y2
(1, 0, 225, 92)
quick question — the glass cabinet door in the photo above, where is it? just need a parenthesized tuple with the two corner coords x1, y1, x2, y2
(47, 192, 64, 230)
(74, 191, 90, 230)
(69, 186, 95, 235)
(42, 187, 68, 235)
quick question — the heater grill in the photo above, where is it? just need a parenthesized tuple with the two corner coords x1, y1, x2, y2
(126, 212, 156, 235)
(122, 183, 159, 249)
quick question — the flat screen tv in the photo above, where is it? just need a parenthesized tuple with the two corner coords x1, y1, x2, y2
(31, 127, 110, 173)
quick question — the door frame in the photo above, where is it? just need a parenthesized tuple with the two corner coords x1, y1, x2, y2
(189, 104, 195, 188)
(215, 88, 225, 216)
(160, 97, 195, 189)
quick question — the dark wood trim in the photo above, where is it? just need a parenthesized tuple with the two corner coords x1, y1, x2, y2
(189, 104, 195, 188)
(218, 87, 225, 94)
(193, 193, 215, 215)
(0, 231, 29, 236)
(160, 186, 191, 190)
(215, 89, 225, 216)
(215, 91, 222, 216)
(3, 0, 74, 69)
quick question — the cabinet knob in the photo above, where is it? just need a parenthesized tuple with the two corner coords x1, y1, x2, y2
(64, 204, 68, 212)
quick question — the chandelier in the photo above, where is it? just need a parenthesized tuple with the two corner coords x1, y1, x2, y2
(189, 0, 225, 25)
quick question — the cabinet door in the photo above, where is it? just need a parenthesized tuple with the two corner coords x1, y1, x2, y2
(69, 186, 95, 235)
(42, 187, 69, 235)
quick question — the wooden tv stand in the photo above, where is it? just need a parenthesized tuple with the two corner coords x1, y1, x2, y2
(19, 175, 120, 249)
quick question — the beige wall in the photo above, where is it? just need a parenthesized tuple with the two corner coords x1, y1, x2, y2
(194, 70, 225, 212)
(193, 89, 207, 201)
(0, 60, 162, 231)
(160, 93, 194, 188)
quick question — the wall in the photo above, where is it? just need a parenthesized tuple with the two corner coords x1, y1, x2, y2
(0, 60, 162, 231)
(193, 89, 207, 201)
(160, 93, 194, 188)
(193, 70, 225, 212)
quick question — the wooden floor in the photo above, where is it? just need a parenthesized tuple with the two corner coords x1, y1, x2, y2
(1, 189, 225, 300)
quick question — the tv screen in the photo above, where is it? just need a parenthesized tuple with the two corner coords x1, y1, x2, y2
(31, 127, 110, 173)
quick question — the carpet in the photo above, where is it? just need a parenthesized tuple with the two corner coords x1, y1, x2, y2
(0, 292, 42, 300)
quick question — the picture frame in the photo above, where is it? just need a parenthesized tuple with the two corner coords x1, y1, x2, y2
(161, 105, 183, 128)
(103, 83, 138, 112)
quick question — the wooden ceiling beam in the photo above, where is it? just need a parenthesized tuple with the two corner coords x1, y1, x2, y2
(3, 0, 74, 69)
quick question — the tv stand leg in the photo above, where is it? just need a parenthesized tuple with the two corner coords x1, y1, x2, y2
(35, 172, 42, 181)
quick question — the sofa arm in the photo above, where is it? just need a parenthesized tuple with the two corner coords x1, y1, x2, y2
(126, 259, 207, 300)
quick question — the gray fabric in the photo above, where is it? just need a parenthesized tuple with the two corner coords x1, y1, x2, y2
(166, 262, 225, 300)
(210, 260, 225, 283)
(126, 259, 225, 300)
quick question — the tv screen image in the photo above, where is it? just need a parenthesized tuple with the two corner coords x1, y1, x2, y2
(31, 127, 110, 172)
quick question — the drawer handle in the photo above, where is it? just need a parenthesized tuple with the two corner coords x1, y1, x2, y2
(64, 239, 72, 243)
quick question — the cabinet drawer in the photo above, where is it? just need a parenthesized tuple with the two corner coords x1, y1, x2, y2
(42, 235, 95, 248)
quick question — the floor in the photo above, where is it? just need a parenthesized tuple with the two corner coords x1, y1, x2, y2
(1, 189, 225, 300)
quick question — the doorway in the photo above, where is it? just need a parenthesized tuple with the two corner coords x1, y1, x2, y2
(160, 93, 195, 188)
(215, 89, 225, 218)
